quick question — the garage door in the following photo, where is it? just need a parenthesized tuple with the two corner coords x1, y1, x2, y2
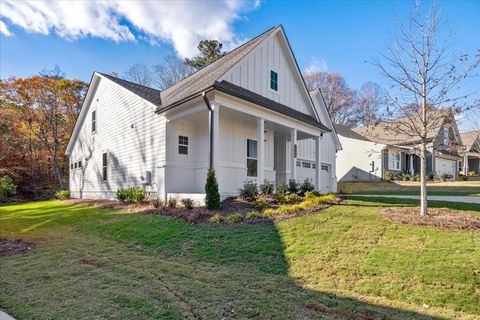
(436, 158, 456, 177)
(297, 160, 316, 185)
(320, 163, 332, 193)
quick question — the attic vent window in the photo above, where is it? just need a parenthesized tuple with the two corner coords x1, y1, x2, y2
(270, 70, 278, 91)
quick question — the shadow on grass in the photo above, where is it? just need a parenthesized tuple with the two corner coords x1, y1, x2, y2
(0, 201, 458, 319)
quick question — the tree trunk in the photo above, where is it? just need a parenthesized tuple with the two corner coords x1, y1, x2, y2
(420, 141, 428, 216)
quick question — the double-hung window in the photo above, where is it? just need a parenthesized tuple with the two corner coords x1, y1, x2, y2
(389, 151, 401, 171)
(247, 139, 258, 177)
(178, 135, 189, 155)
(270, 70, 278, 91)
(102, 153, 108, 181)
(443, 127, 449, 145)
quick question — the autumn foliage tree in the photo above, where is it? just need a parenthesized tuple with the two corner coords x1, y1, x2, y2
(0, 72, 87, 198)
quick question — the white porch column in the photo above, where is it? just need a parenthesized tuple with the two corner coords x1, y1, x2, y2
(410, 155, 414, 176)
(290, 128, 297, 181)
(257, 118, 265, 184)
(210, 103, 220, 171)
(464, 154, 469, 175)
(315, 136, 321, 191)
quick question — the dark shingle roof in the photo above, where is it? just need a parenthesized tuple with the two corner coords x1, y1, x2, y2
(158, 27, 277, 110)
(334, 124, 370, 141)
(99, 72, 162, 106)
(214, 81, 330, 131)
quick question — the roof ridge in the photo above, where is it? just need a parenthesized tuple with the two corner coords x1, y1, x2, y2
(98, 72, 161, 93)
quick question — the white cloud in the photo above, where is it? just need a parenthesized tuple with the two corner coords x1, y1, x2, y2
(0, 20, 11, 36)
(0, 0, 258, 57)
(304, 57, 328, 73)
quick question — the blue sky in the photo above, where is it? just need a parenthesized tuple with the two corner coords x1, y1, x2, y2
(1, 0, 479, 130)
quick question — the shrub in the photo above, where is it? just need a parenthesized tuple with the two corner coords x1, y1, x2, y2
(468, 170, 477, 176)
(462, 175, 469, 181)
(399, 172, 411, 181)
(55, 189, 70, 200)
(181, 198, 194, 210)
(246, 211, 263, 220)
(150, 197, 163, 208)
(285, 193, 301, 204)
(254, 197, 270, 209)
(205, 169, 221, 209)
(167, 197, 177, 209)
(226, 212, 243, 223)
(276, 182, 288, 195)
(287, 179, 299, 194)
(305, 190, 321, 199)
(238, 180, 258, 201)
(210, 213, 224, 224)
(413, 175, 421, 181)
(275, 193, 287, 204)
(259, 180, 274, 195)
(0, 175, 16, 200)
(384, 171, 395, 181)
(299, 179, 315, 194)
(115, 187, 146, 204)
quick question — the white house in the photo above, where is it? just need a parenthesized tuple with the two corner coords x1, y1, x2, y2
(335, 110, 463, 182)
(65, 26, 340, 204)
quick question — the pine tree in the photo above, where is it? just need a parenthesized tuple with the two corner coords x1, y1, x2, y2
(205, 169, 220, 210)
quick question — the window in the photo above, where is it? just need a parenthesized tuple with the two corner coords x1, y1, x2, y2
(102, 153, 107, 181)
(270, 70, 278, 91)
(389, 151, 401, 170)
(71, 163, 73, 170)
(247, 139, 258, 177)
(78, 160, 82, 168)
(296, 161, 301, 167)
(74, 162, 77, 169)
(443, 127, 449, 144)
(312, 164, 317, 169)
(92, 110, 96, 133)
(178, 135, 189, 155)
(321, 164, 329, 171)
(302, 162, 311, 168)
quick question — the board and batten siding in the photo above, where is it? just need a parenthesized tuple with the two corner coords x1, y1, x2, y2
(69, 77, 166, 199)
(219, 33, 314, 117)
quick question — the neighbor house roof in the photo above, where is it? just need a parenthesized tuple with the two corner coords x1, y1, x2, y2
(460, 131, 480, 152)
(334, 124, 370, 141)
(353, 109, 452, 145)
(157, 26, 277, 111)
(99, 73, 162, 107)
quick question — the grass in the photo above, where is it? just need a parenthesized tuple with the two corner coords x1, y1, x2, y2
(0, 200, 479, 319)
(338, 181, 480, 196)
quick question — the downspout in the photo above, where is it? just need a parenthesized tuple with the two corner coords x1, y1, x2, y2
(202, 92, 214, 170)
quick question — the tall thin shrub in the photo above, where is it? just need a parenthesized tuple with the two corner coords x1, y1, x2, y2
(205, 169, 220, 209)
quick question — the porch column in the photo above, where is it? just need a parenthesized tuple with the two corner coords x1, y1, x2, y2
(464, 154, 469, 175)
(410, 155, 414, 176)
(315, 136, 321, 191)
(209, 103, 220, 171)
(290, 128, 297, 181)
(257, 118, 265, 184)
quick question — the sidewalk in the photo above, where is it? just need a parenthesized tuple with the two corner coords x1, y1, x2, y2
(343, 194, 480, 205)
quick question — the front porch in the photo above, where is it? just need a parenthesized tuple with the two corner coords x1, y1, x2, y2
(157, 94, 327, 200)
(460, 153, 480, 176)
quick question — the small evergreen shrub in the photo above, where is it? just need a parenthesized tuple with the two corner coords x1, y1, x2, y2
(55, 189, 70, 200)
(226, 213, 243, 223)
(285, 193, 301, 204)
(150, 197, 163, 208)
(275, 193, 287, 204)
(0, 175, 16, 200)
(276, 182, 288, 195)
(254, 197, 270, 210)
(246, 211, 263, 220)
(115, 187, 146, 204)
(210, 214, 224, 224)
(299, 179, 315, 194)
(238, 180, 258, 201)
(384, 171, 395, 181)
(287, 179, 298, 194)
(259, 180, 274, 195)
(167, 197, 177, 209)
(181, 198, 194, 210)
(205, 169, 221, 209)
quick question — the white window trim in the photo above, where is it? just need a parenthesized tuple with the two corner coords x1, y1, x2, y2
(247, 138, 258, 177)
(92, 109, 97, 134)
(389, 151, 401, 171)
(177, 134, 189, 156)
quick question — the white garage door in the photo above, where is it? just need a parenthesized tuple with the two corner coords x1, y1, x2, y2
(320, 163, 332, 194)
(436, 158, 456, 177)
(297, 160, 316, 185)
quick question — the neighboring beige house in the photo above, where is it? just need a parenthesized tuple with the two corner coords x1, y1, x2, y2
(65, 26, 340, 203)
(335, 110, 463, 181)
(459, 131, 480, 175)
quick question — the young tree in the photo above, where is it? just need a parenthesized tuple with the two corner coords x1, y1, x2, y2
(185, 40, 226, 69)
(205, 169, 220, 209)
(372, 2, 479, 216)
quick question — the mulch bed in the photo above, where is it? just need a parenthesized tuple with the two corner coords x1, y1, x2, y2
(380, 207, 480, 230)
(0, 238, 34, 257)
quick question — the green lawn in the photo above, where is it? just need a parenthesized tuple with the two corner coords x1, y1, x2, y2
(1, 200, 479, 319)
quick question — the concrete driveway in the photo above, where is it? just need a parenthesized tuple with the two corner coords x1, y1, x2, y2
(344, 194, 480, 205)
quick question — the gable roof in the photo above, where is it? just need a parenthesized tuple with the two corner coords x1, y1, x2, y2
(99, 72, 161, 106)
(460, 131, 480, 152)
(334, 124, 371, 141)
(353, 109, 453, 145)
(157, 26, 277, 111)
